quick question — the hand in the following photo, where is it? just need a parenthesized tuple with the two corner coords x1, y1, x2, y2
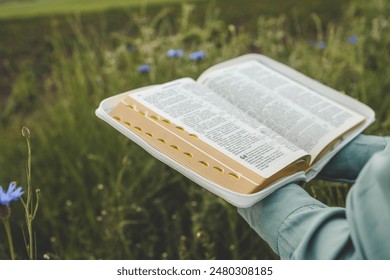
(317, 134, 390, 183)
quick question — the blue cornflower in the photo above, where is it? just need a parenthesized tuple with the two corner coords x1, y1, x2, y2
(137, 64, 151, 74)
(310, 40, 326, 49)
(317, 40, 326, 49)
(166, 49, 184, 58)
(188, 50, 205, 61)
(0, 182, 24, 206)
(348, 35, 358, 45)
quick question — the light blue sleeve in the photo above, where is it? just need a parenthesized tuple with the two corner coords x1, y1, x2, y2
(238, 135, 390, 259)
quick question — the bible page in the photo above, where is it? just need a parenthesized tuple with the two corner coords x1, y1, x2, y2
(198, 60, 365, 161)
(129, 78, 308, 178)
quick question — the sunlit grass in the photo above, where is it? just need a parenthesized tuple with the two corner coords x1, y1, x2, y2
(0, 0, 188, 19)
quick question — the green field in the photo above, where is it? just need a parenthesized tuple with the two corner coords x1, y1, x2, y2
(0, 0, 389, 260)
(0, 0, 188, 19)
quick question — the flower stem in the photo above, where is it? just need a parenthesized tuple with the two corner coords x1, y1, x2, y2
(26, 134, 34, 260)
(21, 126, 39, 260)
(2, 217, 16, 260)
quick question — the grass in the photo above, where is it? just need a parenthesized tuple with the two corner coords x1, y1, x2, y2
(0, 0, 189, 19)
(0, 0, 389, 259)
(0, 0, 347, 102)
(0, 0, 345, 21)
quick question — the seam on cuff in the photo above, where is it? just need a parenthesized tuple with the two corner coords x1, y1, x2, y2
(275, 202, 325, 257)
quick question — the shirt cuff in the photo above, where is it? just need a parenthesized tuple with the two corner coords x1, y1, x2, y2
(238, 183, 326, 256)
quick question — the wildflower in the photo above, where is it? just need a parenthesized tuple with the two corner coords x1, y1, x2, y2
(137, 64, 151, 74)
(21, 126, 30, 137)
(317, 40, 326, 49)
(188, 50, 205, 61)
(0, 182, 23, 219)
(0, 182, 24, 207)
(0, 181, 23, 259)
(348, 35, 358, 45)
(309, 40, 326, 49)
(166, 49, 184, 58)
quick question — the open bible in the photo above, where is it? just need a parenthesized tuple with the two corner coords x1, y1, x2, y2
(96, 54, 374, 207)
